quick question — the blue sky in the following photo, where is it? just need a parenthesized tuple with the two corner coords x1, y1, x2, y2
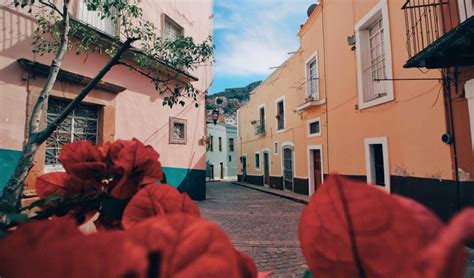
(210, 0, 316, 94)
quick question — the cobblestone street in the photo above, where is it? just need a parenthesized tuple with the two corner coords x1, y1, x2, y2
(198, 181, 307, 277)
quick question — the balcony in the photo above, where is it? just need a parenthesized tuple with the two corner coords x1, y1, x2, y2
(77, 0, 117, 37)
(295, 95, 326, 112)
(402, 0, 474, 68)
(255, 125, 266, 136)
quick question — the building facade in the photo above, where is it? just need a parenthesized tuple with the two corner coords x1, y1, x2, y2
(237, 0, 474, 220)
(0, 0, 213, 200)
(206, 123, 238, 181)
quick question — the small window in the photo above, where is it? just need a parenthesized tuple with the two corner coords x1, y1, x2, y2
(229, 138, 234, 152)
(274, 142, 279, 154)
(169, 117, 187, 144)
(229, 155, 232, 162)
(218, 137, 222, 152)
(276, 99, 285, 131)
(209, 135, 214, 152)
(163, 15, 183, 41)
(308, 118, 321, 137)
(255, 153, 260, 169)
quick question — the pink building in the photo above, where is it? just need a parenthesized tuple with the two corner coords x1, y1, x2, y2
(0, 0, 213, 200)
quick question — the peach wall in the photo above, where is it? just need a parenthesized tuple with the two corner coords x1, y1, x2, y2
(0, 0, 212, 178)
(307, 0, 452, 180)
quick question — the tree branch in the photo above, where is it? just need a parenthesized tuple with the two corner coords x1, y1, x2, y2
(37, 37, 138, 143)
(38, 0, 63, 16)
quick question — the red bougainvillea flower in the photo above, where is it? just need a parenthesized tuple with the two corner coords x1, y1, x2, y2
(235, 249, 258, 278)
(35, 172, 100, 198)
(122, 184, 200, 229)
(299, 175, 471, 278)
(59, 141, 107, 179)
(107, 138, 164, 199)
(126, 214, 242, 277)
(0, 218, 148, 277)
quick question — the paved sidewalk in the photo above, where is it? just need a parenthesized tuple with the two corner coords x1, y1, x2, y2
(232, 181, 309, 204)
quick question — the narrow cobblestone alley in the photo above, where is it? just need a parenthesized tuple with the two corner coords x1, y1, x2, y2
(198, 181, 308, 277)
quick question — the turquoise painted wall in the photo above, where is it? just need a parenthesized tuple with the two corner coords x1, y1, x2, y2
(0, 149, 21, 193)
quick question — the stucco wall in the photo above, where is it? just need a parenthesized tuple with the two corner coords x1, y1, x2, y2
(0, 1, 213, 198)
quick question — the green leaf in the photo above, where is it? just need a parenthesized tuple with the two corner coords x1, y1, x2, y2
(303, 270, 314, 278)
(5, 212, 30, 224)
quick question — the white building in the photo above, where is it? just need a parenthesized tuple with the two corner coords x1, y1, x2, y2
(206, 123, 237, 180)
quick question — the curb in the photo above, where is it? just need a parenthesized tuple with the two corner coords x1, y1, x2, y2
(232, 181, 308, 205)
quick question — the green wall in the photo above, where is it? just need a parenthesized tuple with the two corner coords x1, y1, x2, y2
(0, 148, 21, 193)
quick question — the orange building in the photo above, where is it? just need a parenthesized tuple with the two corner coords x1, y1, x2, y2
(237, 0, 474, 220)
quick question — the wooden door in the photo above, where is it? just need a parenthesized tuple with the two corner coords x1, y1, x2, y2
(263, 152, 270, 185)
(313, 150, 322, 192)
(241, 157, 247, 182)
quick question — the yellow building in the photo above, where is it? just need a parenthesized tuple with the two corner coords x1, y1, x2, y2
(237, 0, 474, 220)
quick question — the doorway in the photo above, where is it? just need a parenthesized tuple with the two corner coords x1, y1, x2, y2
(210, 164, 214, 180)
(308, 148, 323, 195)
(263, 151, 270, 186)
(241, 156, 247, 182)
(220, 162, 224, 180)
(283, 147, 294, 191)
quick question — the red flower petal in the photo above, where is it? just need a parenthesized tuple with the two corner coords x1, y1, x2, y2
(127, 214, 241, 277)
(59, 141, 106, 179)
(108, 139, 164, 199)
(35, 172, 98, 198)
(122, 184, 200, 229)
(235, 250, 258, 278)
(299, 175, 432, 277)
(0, 219, 148, 277)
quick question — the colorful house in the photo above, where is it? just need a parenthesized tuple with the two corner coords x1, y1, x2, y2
(237, 0, 474, 220)
(0, 0, 212, 200)
(206, 123, 238, 181)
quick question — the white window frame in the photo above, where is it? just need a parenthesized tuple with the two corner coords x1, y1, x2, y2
(307, 117, 321, 137)
(275, 96, 286, 133)
(307, 144, 324, 196)
(355, 0, 394, 110)
(255, 151, 261, 171)
(364, 137, 390, 192)
(305, 51, 319, 100)
(458, 0, 474, 22)
(465, 79, 474, 153)
(274, 141, 279, 155)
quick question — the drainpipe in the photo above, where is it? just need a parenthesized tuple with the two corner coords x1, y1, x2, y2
(443, 67, 461, 211)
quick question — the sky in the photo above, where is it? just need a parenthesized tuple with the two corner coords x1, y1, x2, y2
(210, 0, 316, 94)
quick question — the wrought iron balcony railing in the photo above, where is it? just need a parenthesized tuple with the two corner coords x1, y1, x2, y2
(402, 0, 453, 59)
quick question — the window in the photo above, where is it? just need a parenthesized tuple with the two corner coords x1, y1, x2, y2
(308, 118, 321, 137)
(229, 155, 232, 162)
(274, 142, 278, 155)
(78, 0, 116, 36)
(218, 137, 222, 152)
(208, 135, 214, 152)
(259, 106, 265, 129)
(45, 98, 99, 169)
(355, 0, 393, 110)
(229, 138, 235, 152)
(364, 137, 390, 192)
(306, 53, 318, 99)
(255, 152, 260, 170)
(458, 0, 474, 22)
(163, 15, 183, 41)
(276, 97, 285, 131)
(169, 117, 187, 144)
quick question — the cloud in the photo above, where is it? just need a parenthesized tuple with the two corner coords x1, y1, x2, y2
(214, 0, 315, 77)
